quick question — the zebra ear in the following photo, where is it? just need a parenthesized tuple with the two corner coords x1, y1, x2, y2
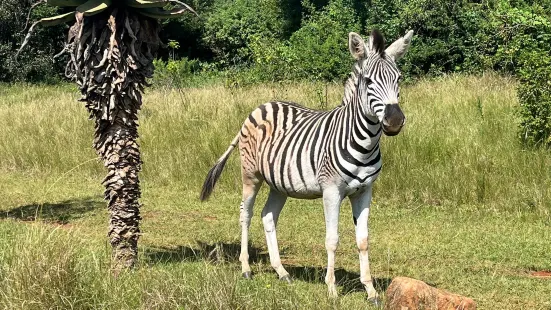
(348, 32, 366, 60)
(385, 30, 414, 61)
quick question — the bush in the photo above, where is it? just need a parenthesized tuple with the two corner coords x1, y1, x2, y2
(247, 0, 488, 81)
(481, 1, 551, 146)
(517, 54, 551, 146)
(363, 0, 488, 77)
(248, 0, 360, 82)
(0, 0, 66, 83)
(484, 2, 551, 73)
(284, 0, 360, 81)
(152, 58, 225, 88)
(153, 58, 200, 86)
(157, 0, 216, 61)
(202, 0, 287, 66)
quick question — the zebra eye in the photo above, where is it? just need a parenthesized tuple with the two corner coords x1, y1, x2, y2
(365, 77, 373, 85)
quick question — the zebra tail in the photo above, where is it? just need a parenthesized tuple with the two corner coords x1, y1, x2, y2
(200, 134, 239, 201)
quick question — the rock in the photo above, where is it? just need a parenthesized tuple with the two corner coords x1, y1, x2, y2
(384, 277, 476, 310)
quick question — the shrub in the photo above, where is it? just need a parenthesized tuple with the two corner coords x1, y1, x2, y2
(0, 0, 65, 83)
(152, 58, 220, 88)
(248, 0, 361, 82)
(483, 2, 551, 146)
(484, 2, 551, 73)
(202, 0, 287, 66)
(157, 0, 216, 61)
(364, 0, 488, 77)
(284, 0, 360, 81)
(517, 54, 551, 146)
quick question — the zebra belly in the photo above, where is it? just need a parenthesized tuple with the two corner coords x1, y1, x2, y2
(262, 169, 324, 199)
(260, 150, 323, 199)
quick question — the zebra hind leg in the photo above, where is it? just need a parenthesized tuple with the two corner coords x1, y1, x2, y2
(261, 189, 291, 282)
(239, 179, 262, 279)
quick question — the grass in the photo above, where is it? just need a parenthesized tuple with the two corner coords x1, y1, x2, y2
(0, 73, 550, 309)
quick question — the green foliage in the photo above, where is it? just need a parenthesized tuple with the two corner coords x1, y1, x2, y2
(0, 0, 65, 83)
(483, 2, 551, 72)
(284, 0, 360, 81)
(167, 40, 180, 51)
(158, 0, 215, 61)
(517, 55, 551, 146)
(152, 58, 201, 87)
(247, 0, 360, 82)
(363, 0, 488, 77)
(203, 0, 287, 65)
(481, 1, 551, 146)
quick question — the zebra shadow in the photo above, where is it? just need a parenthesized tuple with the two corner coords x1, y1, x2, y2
(145, 242, 391, 293)
(284, 265, 392, 294)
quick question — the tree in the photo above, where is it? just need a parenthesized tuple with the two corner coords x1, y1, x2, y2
(0, 0, 65, 82)
(18, 0, 195, 270)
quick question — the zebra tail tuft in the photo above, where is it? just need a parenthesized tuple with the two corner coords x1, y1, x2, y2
(200, 134, 239, 201)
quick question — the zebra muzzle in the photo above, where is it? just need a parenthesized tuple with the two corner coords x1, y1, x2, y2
(382, 104, 405, 136)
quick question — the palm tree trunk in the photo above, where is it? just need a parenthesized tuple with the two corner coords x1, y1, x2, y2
(96, 107, 143, 269)
(66, 8, 160, 269)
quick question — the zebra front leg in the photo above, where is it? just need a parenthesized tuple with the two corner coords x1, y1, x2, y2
(239, 181, 261, 279)
(323, 187, 344, 298)
(261, 189, 291, 283)
(350, 186, 381, 305)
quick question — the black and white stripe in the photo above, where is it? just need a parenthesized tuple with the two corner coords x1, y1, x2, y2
(200, 29, 414, 302)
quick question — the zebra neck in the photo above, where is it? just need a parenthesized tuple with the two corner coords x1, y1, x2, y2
(337, 62, 381, 154)
(341, 63, 375, 117)
(343, 98, 381, 153)
(341, 63, 361, 107)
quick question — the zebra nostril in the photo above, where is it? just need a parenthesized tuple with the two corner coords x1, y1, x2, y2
(383, 104, 405, 127)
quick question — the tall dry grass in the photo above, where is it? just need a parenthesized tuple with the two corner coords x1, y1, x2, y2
(1, 73, 549, 211)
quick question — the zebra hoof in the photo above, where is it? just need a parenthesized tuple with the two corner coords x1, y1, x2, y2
(242, 271, 253, 280)
(368, 296, 382, 307)
(280, 275, 293, 284)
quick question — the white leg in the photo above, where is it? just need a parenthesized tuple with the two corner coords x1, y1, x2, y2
(261, 189, 291, 282)
(322, 187, 344, 298)
(239, 182, 261, 278)
(350, 186, 380, 304)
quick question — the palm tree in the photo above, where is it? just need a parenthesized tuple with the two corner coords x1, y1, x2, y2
(18, 0, 195, 270)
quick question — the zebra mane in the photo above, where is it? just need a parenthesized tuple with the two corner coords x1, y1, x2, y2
(370, 29, 385, 57)
(341, 62, 362, 106)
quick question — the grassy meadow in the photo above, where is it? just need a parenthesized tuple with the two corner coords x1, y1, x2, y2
(0, 73, 550, 309)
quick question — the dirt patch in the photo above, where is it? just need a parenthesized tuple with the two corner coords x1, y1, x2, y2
(142, 210, 162, 219)
(529, 270, 551, 278)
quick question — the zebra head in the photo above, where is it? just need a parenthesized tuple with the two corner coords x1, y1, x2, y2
(348, 29, 414, 136)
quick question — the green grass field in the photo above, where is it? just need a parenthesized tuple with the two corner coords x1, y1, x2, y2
(0, 73, 550, 309)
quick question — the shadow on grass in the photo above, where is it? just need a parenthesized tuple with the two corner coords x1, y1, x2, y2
(145, 242, 391, 293)
(144, 241, 269, 265)
(0, 197, 104, 224)
(285, 265, 392, 294)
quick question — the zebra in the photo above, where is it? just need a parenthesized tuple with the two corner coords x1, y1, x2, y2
(200, 29, 414, 304)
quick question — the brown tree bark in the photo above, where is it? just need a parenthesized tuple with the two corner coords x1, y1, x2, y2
(65, 8, 160, 269)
